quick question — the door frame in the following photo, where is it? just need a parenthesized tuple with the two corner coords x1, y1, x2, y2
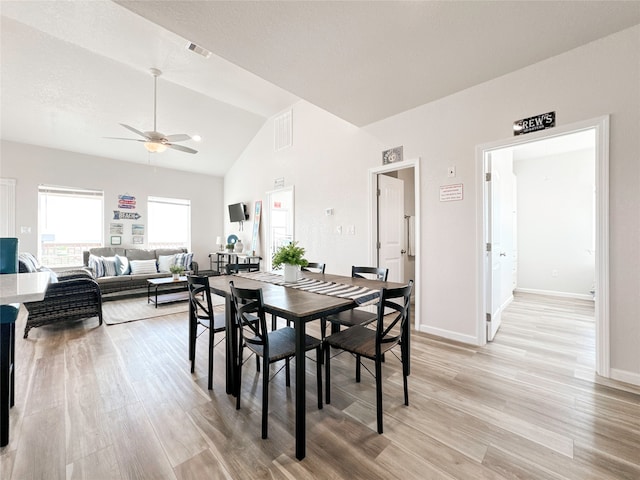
(369, 157, 421, 330)
(475, 116, 610, 377)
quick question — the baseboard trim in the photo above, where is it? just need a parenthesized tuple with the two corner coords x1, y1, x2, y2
(419, 325, 480, 346)
(610, 368, 640, 387)
(514, 288, 594, 301)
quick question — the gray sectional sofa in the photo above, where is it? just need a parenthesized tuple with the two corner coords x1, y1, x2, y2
(82, 247, 199, 297)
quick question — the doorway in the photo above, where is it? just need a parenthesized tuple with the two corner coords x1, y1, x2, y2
(264, 186, 294, 271)
(369, 158, 421, 329)
(476, 116, 609, 377)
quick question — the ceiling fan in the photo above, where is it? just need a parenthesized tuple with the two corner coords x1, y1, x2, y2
(107, 68, 198, 154)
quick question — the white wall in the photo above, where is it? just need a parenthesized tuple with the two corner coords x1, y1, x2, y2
(226, 26, 640, 382)
(225, 101, 386, 276)
(514, 149, 595, 298)
(0, 141, 224, 270)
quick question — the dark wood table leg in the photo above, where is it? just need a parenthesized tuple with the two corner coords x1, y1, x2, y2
(295, 317, 306, 460)
(0, 322, 12, 447)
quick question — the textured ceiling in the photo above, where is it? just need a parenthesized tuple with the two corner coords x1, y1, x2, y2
(2, 1, 639, 176)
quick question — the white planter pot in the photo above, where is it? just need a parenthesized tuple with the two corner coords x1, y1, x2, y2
(172, 273, 180, 280)
(283, 264, 299, 283)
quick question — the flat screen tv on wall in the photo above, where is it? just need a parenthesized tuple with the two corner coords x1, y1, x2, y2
(228, 203, 249, 222)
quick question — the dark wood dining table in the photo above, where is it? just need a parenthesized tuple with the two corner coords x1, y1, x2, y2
(204, 271, 409, 460)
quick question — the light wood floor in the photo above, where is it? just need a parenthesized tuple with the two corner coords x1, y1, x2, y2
(2, 292, 639, 479)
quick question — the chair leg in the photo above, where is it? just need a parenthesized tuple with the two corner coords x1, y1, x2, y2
(285, 358, 290, 387)
(235, 346, 243, 410)
(316, 346, 323, 409)
(271, 313, 277, 331)
(207, 326, 214, 390)
(375, 357, 383, 434)
(325, 343, 331, 404)
(262, 356, 269, 439)
(356, 354, 361, 382)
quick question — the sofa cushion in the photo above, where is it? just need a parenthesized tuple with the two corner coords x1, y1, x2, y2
(89, 247, 123, 258)
(157, 254, 176, 273)
(125, 249, 156, 261)
(155, 248, 186, 258)
(115, 254, 130, 275)
(130, 259, 158, 275)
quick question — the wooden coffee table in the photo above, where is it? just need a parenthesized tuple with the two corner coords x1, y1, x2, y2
(147, 276, 189, 307)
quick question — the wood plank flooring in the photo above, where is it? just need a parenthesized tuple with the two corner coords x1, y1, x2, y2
(1, 292, 639, 479)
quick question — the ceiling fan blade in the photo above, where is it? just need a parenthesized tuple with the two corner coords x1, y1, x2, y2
(167, 143, 198, 154)
(165, 133, 191, 142)
(120, 123, 150, 139)
(104, 137, 146, 142)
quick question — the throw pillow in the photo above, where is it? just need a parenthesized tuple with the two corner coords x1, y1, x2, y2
(130, 259, 158, 275)
(88, 254, 105, 278)
(174, 252, 194, 271)
(18, 252, 39, 272)
(115, 254, 130, 275)
(157, 254, 176, 273)
(102, 256, 118, 277)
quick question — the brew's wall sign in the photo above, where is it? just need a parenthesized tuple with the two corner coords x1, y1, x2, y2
(513, 111, 555, 136)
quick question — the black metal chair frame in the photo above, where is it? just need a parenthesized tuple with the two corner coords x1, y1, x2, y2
(225, 260, 260, 275)
(229, 281, 323, 439)
(325, 280, 413, 434)
(301, 262, 326, 274)
(187, 275, 226, 390)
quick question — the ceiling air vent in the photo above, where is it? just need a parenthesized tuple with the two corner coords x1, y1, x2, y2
(186, 42, 212, 58)
(274, 110, 292, 152)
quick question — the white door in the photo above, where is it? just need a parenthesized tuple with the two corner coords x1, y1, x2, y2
(378, 174, 404, 282)
(485, 149, 516, 341)
(264, 186, 294, 271)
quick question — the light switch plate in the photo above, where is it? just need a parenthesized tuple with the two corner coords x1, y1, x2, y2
(447, 166, 456, 178)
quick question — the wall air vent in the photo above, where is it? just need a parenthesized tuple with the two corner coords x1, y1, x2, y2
(186, 42, 212, 58)
(274, 110, 292, 152)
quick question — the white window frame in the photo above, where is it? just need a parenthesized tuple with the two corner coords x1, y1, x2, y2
(38, 185, 104, 267)
(147, 196, 191, 250)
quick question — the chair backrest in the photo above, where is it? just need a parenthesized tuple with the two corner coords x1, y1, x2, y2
(352, 265, 388, 282)
(0, 238, 19, 274)
(302, 262, 325, 274)
(229, 281, 269, 353)
(226, 260, 260, 275)
(374, 280, 414, 353)
(187, 275, 215, 322)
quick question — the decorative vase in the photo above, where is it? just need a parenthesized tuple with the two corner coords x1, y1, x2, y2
(235, 239, 244, 253)
(283, 264, 299, 283)
(172, 273, 180, 280)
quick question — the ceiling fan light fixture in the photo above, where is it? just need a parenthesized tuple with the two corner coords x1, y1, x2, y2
(144, 141, 167, 153)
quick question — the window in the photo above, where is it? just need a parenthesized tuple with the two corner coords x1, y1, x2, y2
(38, 185, 104, 267)
(147, 196, 191, 250)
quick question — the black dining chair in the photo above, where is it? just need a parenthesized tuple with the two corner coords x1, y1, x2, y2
(229, 281, 323, 439)
(301, 262, 326, 274)
(324, 266, 389, 337)
(187, 275, 227, 390)
(325, 280, 413, 434)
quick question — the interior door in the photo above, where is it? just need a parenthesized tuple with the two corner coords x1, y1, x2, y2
(485, 149, 516, 341)
(378, 174, 404, 282)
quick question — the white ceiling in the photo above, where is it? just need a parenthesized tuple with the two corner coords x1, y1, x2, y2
(2, 1, 639, 176)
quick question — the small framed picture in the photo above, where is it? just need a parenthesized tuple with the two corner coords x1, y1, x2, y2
(132, 235, 144, 245)
(382, 146, 403, 164)
(110, 236, 121, 245)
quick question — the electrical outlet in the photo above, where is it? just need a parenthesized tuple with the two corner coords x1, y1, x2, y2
(347, 225, 355, 235)
(336, 226, 342, 235)
(447, 166, 456, 178)
(551, 269, 559, 277)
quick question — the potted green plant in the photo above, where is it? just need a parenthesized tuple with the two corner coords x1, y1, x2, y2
(226, 243, 235, 253)
(169, 264, 185, 280)
(272, 241, 308, 283)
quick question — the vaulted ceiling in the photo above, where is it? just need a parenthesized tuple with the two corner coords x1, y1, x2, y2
(2, 1, 639, 176)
